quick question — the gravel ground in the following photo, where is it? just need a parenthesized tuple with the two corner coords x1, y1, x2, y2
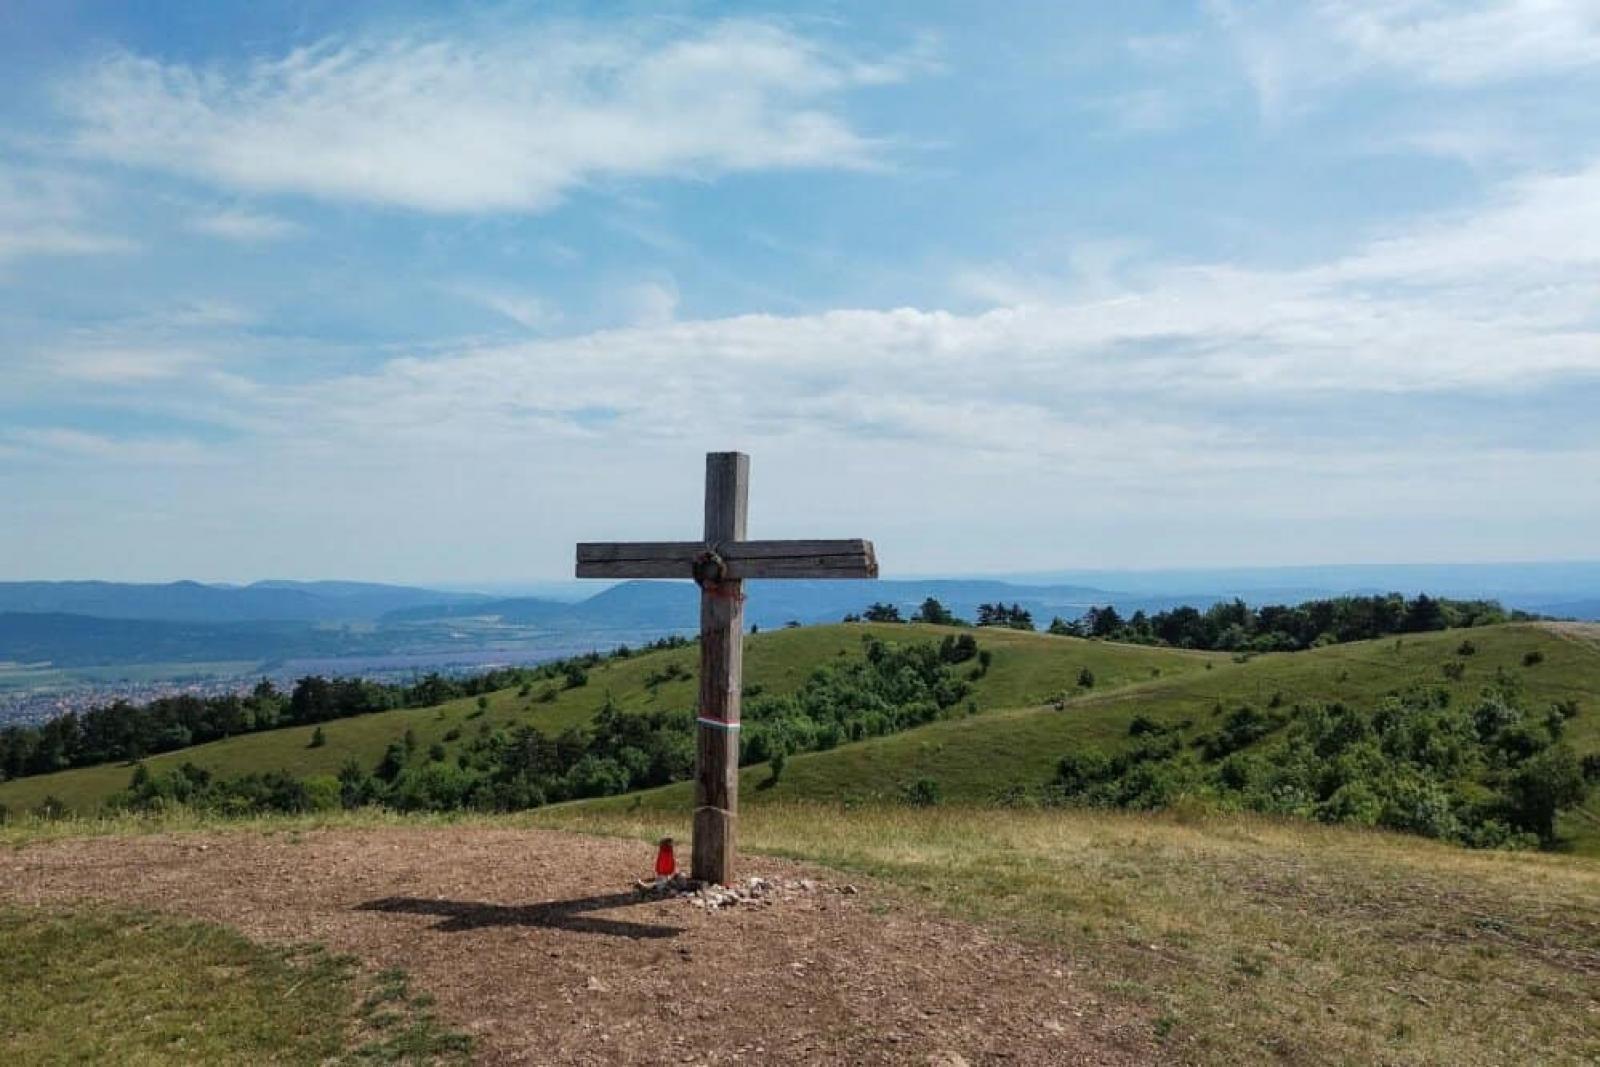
(4, 825, 1152, 1065)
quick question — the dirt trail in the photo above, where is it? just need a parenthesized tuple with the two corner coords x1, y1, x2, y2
(2, 826, 1150, 1065)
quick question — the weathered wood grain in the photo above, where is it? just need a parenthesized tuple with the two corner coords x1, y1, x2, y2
(577, 541, 708, 563)
(574, 558, 694, 579)
(692, 452, 747, 884)
(576, 539, 877, 580)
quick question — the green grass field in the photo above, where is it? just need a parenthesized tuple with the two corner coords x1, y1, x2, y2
(0, 906, 467, 1064)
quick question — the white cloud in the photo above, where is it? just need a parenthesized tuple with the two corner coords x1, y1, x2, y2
(12, 154, 1599, 476)
(237, 154, 1600, 470)
(1214, 0, 1600, 117)
(1326, 0, 1600, 86)
(622, 280, 680, 327)
(60, 20, 911, 214)
(0, 162, 134, 262)
(4, 427, 214, 465)
(8, 151, 1599, 574)
(188, 208, 301, 242)
(451, 285, 561, 331)
(48, 346, 211, 384)
(1093, 88, 1187, 134)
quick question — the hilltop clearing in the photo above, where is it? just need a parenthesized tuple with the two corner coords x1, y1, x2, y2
(3, 821, 1149, 1065)
(5, 806, 1596, 1064)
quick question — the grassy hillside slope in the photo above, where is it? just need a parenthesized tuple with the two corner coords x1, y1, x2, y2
(0, 623, 1214, 813)
(579, 624, 1600, 852)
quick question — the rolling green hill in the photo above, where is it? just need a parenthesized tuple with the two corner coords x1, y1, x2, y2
(0, 623, 1214, 814)
(4, 621, 1595, 852)
(578, 623, 1600, 853)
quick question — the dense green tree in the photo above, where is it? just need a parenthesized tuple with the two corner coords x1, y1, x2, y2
(912, 597, 958, 626)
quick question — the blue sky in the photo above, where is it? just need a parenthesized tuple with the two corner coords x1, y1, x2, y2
(2, 1, 1598, 583)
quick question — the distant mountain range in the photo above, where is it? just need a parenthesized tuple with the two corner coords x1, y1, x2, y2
(995, 561, 1600, 615)
(0, 580, 489, 623)
(0, 612, 389, 667)
(384, 579, 1194, 632)
(2, 566, 1597, 672)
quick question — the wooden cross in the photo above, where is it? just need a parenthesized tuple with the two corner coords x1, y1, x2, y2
(576, 452, 878, 884)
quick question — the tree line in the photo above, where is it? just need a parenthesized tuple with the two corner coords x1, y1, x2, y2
(0, 636, 692, 784)
(848, 591, 1522, 653)
(1047, 594, 1522, 652)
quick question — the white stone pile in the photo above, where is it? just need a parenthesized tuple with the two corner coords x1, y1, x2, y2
(634, 872, 856, 910)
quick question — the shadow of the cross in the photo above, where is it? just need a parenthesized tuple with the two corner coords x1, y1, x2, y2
(357, 891, 683, 940)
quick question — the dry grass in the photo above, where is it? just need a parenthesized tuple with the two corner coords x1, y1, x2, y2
(7, 800, 1598, 1063)
(538, 802, 1600, 1065)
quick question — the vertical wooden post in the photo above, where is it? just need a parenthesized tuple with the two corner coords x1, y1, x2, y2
(693, 452, 748, 884)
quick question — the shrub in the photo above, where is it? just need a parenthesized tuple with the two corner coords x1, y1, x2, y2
(1505, 744, 1588, 844)
(1377, 774, 1460, 840)
(938, 633, 979, 664)
(904, 777, 942, 807)
(1441, 661, 1466, 681)
(1456, 640, 1477, 656)
(1077, 666, 1096, 689)
(302, 775, 341, 812)
(1316, 781, 1382, 826)
(389, 763, 478, 812)
(1200, 705, 1283, 760)
(338, 759, 377, 809)
(33, 795, 68, 819)
(1054, 749, 1112, 793)
(308, 726, 326, 749)
(1522, 650, 1545, 667)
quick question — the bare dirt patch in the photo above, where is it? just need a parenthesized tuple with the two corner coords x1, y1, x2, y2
(2, 826, 1151, 1065)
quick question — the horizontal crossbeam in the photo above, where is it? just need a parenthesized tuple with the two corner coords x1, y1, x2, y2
(576, 538, 877, 580)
